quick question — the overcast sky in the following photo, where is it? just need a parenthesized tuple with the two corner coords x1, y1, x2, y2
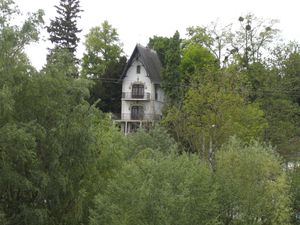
(14, 0, 300, 70)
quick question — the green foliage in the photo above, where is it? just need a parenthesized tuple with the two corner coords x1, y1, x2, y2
(162, 16, 299, 165)
(148, 36, 170, 66)
(216, 137, 291, 225)
(0, 5, 298, 225)
(234, 14, 279, 68)
(163, 70, 267, 161)
(180, 44, 218, 75)
(0, 85, 14, 125)
(179, 44, 219, 95)
(0, 65, 127, 225)
(186, 23, 233, 67)
(90, 151, 219, 225)
(0, 0, 44, 74)
(261, 96, 300, 156)
(44, 48, 79, 78)
(0, 123, 49, 225)
(252, 45, 300, 157)
(290, 166, 300, 224)
(148, 31, 182, 102)
(83, 20, 122, 71)
(0, 6, 47, 223)
(82, 20, 125, 113)
(0, 209, 8, 225)
(0, 3, 126, 224)
(281, 51, 300, 106)
(126, 126, 178, 157)
(186, 14, 279, 68)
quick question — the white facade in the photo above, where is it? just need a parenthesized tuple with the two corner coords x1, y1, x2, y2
(121, 60, 164, 119)
(116, 45, 164, 134)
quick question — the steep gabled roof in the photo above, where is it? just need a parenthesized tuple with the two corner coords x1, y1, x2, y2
(120, 44, 162, 84)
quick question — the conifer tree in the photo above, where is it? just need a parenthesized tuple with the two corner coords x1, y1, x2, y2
(47, 0, 82, 53)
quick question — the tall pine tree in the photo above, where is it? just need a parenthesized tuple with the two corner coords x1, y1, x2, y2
(47, 0, 82, 77)
(47, 0, 82, 53)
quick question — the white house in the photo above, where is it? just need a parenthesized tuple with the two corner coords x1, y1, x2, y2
(115, 44, 164, 134)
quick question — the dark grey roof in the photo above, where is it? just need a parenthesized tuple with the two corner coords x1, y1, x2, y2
(120, 44, 162, 84)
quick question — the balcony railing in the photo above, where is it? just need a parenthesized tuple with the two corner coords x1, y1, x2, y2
(116, 113, 162, 121)
(122, 92, 150, 100)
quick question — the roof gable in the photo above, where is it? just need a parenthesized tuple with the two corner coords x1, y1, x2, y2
(120, 44, 162, 84)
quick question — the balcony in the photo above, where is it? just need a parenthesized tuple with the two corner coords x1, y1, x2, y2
(122, 92, 150, 101)
(115, 113, 162, 121)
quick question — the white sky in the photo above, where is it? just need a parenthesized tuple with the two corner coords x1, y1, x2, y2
(14, 0, 300, 70)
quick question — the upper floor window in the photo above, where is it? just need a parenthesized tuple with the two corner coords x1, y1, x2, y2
(136, 65, 141, 74)
(132, 84, 144, 98)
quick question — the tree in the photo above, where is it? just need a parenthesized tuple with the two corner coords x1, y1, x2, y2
(47, 0, 82, 54)
(290, 166, 300, 224)
(82, 20, 122, 74)
(126, 126, 178, 157)
(186, 14, 279, 68)
(82, 20, 125, 113)
(257, 42, 300, 158)
(186, 22, 233, 67)
(179, 43, 219, 91)
(0, 0, 44, 77)
(90, 150, 219, 225)
(44, 47, 79, 77)
(47, 0, 82, 77)
(215, 137, 291, 225)
(162, 67, 267, 163)
(234, 14, 279, 68)
(0, 1, 47, 224)
(261, 96, 300, 157)
(0, 3, 127, 224)
(281, 51, 300, 106)
(181, 15, 299, 162)
(1, 51, 127, 225)
(148, 31, 182, 102)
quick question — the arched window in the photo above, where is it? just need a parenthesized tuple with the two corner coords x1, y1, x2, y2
(136, 65, 141, 74)
(132, 84, 144, 98)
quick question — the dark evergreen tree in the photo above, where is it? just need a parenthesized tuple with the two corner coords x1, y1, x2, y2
(47, 0, 82, 54)
(47, 0, 82, 78)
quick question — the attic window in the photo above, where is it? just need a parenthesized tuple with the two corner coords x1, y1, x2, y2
(136, 65, 141, 74)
